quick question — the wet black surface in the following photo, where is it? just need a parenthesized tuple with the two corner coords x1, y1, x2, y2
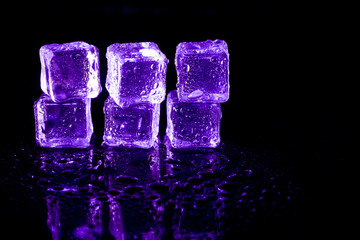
(0, 131, 348, 239)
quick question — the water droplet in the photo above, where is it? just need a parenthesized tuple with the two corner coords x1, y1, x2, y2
(123, 185, 143, 194)
(188, 90, 203, 98)
(171, 182, 190, 193)
(115, 175, 138, 183)
(187, 176, 203, 184)
(211, 56, 218, 62)
(119, 101, 130, 108)
(182, 64, 190, 72)
(149, 182, 169, 192)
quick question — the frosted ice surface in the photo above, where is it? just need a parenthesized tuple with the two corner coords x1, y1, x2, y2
(34, 94, 93, 148)
(175, 39, 229, 103)
(106, 42, 168, 107)
(166, 90, 222, 149)
(40, 41, 101, 102)
(103, 96, 160, 148)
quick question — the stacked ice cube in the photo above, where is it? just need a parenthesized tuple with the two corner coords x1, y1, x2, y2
(103, 42, 168, 148)
(166, 39, 230, 148)
(34, 41, 102, 148)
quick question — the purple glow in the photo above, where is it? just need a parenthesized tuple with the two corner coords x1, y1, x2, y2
(103, 96, 160, 148)
(40, 41, 101, 102)
(166, 90, 222, 149)
(105, 42, 168, 107)
(175, 39, 229, 103)
(34, 94, 93, 148)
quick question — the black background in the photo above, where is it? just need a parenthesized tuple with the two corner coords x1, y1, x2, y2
(1, 1, 353, 238)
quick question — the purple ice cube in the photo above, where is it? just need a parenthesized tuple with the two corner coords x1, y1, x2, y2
(105, 42, 168, 107)
(34, 94, 93, 148)
(40, 41, 101, 102)
(175, 39, 229, 103)
(103, 96, 160, 148)
(166, 90, 222, 149)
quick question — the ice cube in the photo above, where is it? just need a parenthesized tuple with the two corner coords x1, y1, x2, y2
(34, 94, 93, 148)
(103, 96, 160, 148)
(105, 42, 168, 107)
(40, 41, 101, 102)
(166, 90, 222, 149)
(175, 39, 229, 103)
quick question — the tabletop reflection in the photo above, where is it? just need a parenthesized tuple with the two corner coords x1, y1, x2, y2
(25, 141, 303, 239)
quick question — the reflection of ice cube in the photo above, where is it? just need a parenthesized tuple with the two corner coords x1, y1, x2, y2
(34, 94, 93, 148)
(175, 39, 229, 103)
(173, 192, 223, 240)
(46, 195, 102, 240)
(109, 200, 125, 240)
(106, 42, 168, 106)
(46, 196, 60, 240)
(40, 41, 101, 102)
(109, 198, 160, 240)
(167, 147, 221, 168)
(36, 148, 94, 190)
(103, 96, 160, 149)
(103, 144, 160, 185)
(164, 139, 227, 181)
(166, 90, 222, 149)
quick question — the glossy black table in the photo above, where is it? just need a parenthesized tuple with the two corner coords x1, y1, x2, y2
(0, 130, 343, 239)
